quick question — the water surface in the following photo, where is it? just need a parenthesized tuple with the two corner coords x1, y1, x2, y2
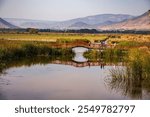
(0, 47, 150, 100)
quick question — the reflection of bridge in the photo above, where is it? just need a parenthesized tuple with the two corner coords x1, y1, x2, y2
(51, 60, 122, 68)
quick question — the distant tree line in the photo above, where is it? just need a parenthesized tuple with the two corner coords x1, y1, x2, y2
(39, 29, 99, 33)
(98, 30, 150, 34)
(0, 28, 150, 34)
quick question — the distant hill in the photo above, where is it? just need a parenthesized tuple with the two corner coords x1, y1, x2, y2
(4, 18, 57, 29)
(52, 14, 134, 29)
(0, 18, 18, 29)
(69, 22, 92, 29)
(68, 14, 134, 25)
(4, 14, 134, 29)
(101, 10, 150, 30)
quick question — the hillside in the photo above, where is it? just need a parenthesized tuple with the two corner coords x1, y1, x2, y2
(52, 14, 134, 29)
(69, 22, 92, 29)
(0, 18, 18, 29)
(4, 18, 57, 29)
(4, 14, 134, 29)
(101, 10, 150, 30)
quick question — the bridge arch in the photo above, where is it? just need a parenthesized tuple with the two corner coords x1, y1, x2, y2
(71, 46, 90, 49)
(72, 47, 89, 62)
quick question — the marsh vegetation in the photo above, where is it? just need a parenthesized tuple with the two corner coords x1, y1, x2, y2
(106, 47, 150, 99)
(0, 33, 150, 99)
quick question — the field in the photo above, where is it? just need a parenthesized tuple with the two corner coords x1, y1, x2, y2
(0, 33, 107, 42)
(0, 33, 150, 63)
(0, 33, 150, 46)
(0, 33, 150, 61)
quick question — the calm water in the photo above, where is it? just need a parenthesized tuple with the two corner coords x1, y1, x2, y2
(72, 47, 88, 62)
(0, 47, 150, 100)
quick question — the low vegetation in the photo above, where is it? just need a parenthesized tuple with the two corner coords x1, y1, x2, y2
(0, 39, 74, 72)
(0, 33, 150, 71)
(0, 33, 107, 42)
(107, 47, 150, 99)
(1, 33, 150, 47)
(1, 32, 150, 99)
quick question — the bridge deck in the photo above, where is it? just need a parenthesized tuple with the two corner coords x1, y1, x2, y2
(52, 42, 106, 49)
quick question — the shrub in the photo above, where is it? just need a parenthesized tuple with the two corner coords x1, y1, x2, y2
(23, 44, 38, 57)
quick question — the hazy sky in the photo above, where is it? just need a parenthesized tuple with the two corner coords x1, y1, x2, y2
(0, 0, 150, 21)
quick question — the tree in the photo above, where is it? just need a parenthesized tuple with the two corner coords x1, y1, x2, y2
(27, 28, 38, 34)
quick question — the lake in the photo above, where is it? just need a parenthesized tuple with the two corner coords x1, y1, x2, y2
(0, 47, 150, 100)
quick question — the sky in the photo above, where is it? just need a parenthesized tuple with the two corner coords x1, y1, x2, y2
(0, 0, 150, 21)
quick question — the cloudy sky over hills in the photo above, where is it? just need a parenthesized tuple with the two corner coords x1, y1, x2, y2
(0, 0, 150, 21)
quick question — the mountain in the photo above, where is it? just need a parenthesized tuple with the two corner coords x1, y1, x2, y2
(93, 21, 117, 27)
(101, 10, 150, 30)
(4, 14, 134, 29)
(68, 14, 134, 25)
(0, 18, 18, 28)
(51, 14, 134, 29)
(4, 18, 57, 29)
(2, 10, 150, 30)
(69, 22, 92, 29)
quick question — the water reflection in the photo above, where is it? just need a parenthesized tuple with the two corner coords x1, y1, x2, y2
(106, 48, 150, 100)
(72, 47, 88, 62)
(0, 56, 128, 100)
(0, 47, 150, 100)
(107, 66, 150, 100)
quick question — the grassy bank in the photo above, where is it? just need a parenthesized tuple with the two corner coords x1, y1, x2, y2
(1, 33, 150, 71)
(0, 40, 74, 72)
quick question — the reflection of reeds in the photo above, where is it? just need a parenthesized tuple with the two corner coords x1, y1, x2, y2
(107, 67, 143, 99)
(107, 47, 150, 99)
(107, 67, 130, 96)
(84, 48, 126, 64)
(109, 67, 128, 79)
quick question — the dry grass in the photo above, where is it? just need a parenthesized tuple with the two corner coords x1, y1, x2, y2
(108, 34, 150, 43)
(0, 33, 107, 42)
(0, 33, 150, 49)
